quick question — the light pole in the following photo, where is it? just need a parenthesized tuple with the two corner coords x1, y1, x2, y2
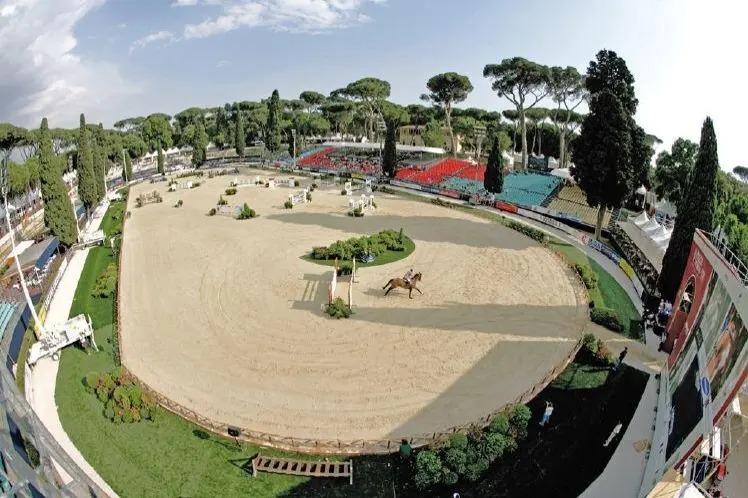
(377, 116, 387, 176)
(291, 129, 297, 170)
(0, 159, 45, 337)
(473, 124, 487, 183)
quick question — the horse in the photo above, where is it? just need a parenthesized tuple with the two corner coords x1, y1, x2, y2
(382, 273, 423, 299)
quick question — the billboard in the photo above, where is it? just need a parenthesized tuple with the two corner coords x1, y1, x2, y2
(707, 304, 748, 401)
(667, 242, 713, 368)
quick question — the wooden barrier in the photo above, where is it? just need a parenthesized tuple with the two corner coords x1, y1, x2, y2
(252, 455, 353, 484)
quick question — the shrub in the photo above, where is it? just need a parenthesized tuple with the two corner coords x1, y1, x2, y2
(236, 203, 257, 220)
(591, 308, 623, 333)
(504, 219, 547, 244)
(431, 197, 455, 208)
(306, 192, 312, 202)
(481, 432, 511, 461)
(574, 263, 598, 289)
(351, 207, 364, 217)
(326, 297, 352, 319)
(122, 411, 134, 423)
(208, 208, 217, 216)
(294, 180, 300, 187)
(23, 437, 41, 469)
(311, 183, 318, 189)
(341, 189, 348, 195)
(508, 404, 532, 441)
(191, 182, 200, 188)
(443, 447, 467, 477)
(284, 200, 293, 209)
(225, 188, 237, 195)
(91, 263, 117, 298)
(414, 450, 444, 490)
(488, 413, 510, 436)
(582, 333, 598, 355)
(84, 372, 100, 393)
(217, 196, 228, 206)
(175, 200, 183, 208)
(311, 229, 408, 262)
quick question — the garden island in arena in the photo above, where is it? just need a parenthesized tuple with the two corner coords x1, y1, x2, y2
(119, 169, 589, 442)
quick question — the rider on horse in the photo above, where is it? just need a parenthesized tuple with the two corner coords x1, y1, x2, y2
(403, 268, 415, 286)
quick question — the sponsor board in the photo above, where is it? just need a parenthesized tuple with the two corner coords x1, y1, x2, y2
(580, 234, 622, 264)
(351, 173, 365, 180)
(441, 189, 461, 199)
(517, 208, 576, 236)
(495, 201, 518, 214)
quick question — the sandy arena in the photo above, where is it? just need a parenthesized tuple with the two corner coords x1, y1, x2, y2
(119, 169, 589, 441)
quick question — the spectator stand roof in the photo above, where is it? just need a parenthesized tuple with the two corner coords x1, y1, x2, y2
(321, 141, 445, 155)
(5, 237, 59, 278)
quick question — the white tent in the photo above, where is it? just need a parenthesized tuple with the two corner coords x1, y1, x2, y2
(636, 185, 647, 195)
(632, 211, 649, 226)
(655, 199, 678, 218)
(550, 168, 575, 182)
(650, 225, 670, 240)
(641, 217, 661, 234)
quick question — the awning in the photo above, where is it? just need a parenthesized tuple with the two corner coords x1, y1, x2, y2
(550, 168, 574, 182)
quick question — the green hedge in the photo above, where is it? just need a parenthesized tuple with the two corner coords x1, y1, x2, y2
(311, 229, 406, 261)
(91, 263, 117, 298)
(590, 308, 623, 333)
(503, 219, 547, 244)
(574, 263, 599, 290)
(85, 367, 161, 424)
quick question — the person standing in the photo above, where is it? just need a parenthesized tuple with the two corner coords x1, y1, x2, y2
(613, 347, 628, 372)
(540, 401, 554, 426)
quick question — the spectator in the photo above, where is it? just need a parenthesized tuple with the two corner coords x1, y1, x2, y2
(540, 401, 554, 426)
(613, 347, 628, 372)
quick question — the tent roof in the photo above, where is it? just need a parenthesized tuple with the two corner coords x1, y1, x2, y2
(632, 211, 649, 226)
(641, 217, 661, 233)
(550, 168, 574, 182)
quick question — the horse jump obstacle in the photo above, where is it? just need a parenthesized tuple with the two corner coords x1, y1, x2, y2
(135, 190, 162, 207)
(230, 176, 260, 188)
(288, 189, 309, 206)
(328, 258, 354, 308)
(215, 204, 241, 217)
(348, 194, 375, 214)
(251, 455, 353, 484)
(169, 181, 192, 191)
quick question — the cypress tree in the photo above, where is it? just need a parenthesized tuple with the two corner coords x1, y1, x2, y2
(660, 117, 720, 301)
(92, 125, 105, 201)
(157, 147, 164, 174)
(192, 122, 208, 166)
(484, 135, 504, 194)
(235, 112, 245, 157)
(265, 89, 282, 153)
(124, 153, 132, 182)
(76, 114, 97, 211)
(382, 122, 397, 178)
(38, 118, 77, 247)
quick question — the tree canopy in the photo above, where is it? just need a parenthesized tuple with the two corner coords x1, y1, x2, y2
(483, 57, 551, 170)
(38, 118, 77, 247)
(421, 72, 473, 156)
(653, 138, 699, 209)
(660, 117, 720, 301)
(265, 90, 283, 153)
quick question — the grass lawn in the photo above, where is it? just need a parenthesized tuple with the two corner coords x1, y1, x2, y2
(55, 201, 314, 497)
(547, 239, 642, 340)
(301, 236, 416, 268)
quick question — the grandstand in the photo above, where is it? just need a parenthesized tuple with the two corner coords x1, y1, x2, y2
(296, 142, 445, 175)
(547, 185, 615, 227)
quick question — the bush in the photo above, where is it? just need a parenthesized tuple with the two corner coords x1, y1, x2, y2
(284, 200, 294, 209)
(341, 189, 348, 195)
(294, 180, 300, 187)
(88, 368, 156, 424)
(91, 263, 117, 298)
(591, 308, 623, 333)
(310, 229, 407, 262)
(504, 219, 547, 244)
(225, 188, 237, 195)
(488, 413, 510, 436)
(582, 333, 598, 355)
(217, 196, 228, 206)
(236, 203, 257, 220)
(348, 207, 364, 217)
(190, 182, 201, 188)
(311, 183, 318, 189)
(326, 297, 352, 319)
(208, 208, 217, 216)
(431, 197, 455, 209)
(306, 192, 312, 202)
(508, 404, 532, 441)
(23, 437, 41, 469)
(574, 263, 598, 289)
(481, 432, 510, 461)
(84, 372, 100, 393)
(414, 450, 444, 490)
(175, 200, 183, 208)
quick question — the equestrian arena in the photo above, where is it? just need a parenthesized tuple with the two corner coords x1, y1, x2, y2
(119, 169, 589, 444)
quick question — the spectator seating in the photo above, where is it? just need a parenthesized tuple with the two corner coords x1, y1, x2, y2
(395, 166, 421, 180)
(438, 173, 561, 207)
(457, 164, 486, 181)
(547, 185, 614, 227)
(298, 146, 328, 159)
(297, 148, 335, 167)
(0, 301, 18, 342)
(408, 159, 472, 185)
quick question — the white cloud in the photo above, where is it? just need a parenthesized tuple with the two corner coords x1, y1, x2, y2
(129, 30, 175, 53)
(216, 59, 230, 67)
(117, 22, 126, 28)
(139, 0, 385, 43)
(0, 0, 140, 128)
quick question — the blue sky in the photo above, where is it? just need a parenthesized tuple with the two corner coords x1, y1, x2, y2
(1, 0, 746, 169)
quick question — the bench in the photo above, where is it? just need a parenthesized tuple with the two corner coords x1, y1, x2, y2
(251, 455, 353, 484)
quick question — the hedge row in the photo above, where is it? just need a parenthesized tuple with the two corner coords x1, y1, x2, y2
(573, 263, 599, 290)
(311, 229, 407, 261)
(503, 219, 548, 244)
(91, 263, 117, 298)
(85, 367, 161, 424)
(414, 404, 532, 490)
(590, 308, 624, 333)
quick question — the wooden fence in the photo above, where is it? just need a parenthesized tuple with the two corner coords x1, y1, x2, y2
(114, 183, 591, 456)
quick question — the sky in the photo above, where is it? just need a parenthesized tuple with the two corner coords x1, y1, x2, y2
(0, 0, 746, 169)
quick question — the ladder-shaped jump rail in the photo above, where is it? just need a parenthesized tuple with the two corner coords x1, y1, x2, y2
(251, 455, 353, 485)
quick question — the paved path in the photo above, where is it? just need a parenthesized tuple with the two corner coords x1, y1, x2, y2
(24, 203, 119, 497)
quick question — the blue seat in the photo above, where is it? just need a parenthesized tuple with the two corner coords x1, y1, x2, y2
(0, 302, 18, 342)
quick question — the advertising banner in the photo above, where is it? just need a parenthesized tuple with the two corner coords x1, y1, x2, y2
(667, 243, 714, 369)
(495, 202, 518, 214)
(441, 190, 461, 199)
(580, 234, 622, 264)
(707, 304, 748, 402)
(517, 208, 576, 236)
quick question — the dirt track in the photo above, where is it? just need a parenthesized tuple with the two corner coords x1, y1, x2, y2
(119, 169, 589, 441)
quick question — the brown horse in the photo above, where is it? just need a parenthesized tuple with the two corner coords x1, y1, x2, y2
(383, 273, 423, 299)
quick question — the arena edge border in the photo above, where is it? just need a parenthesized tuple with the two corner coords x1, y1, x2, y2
(114, 177, 591, 455)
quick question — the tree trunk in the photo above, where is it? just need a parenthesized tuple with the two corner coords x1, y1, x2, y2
(559, 131, 566, 169)
(531, 122, 537, 157)
(520, 108, 528, 171)
(445, 106, 456, 157)
(538, 124, 543, 156)
(595, 203, 606, 240)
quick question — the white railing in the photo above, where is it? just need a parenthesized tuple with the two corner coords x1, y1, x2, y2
(704, 230, 748, 287)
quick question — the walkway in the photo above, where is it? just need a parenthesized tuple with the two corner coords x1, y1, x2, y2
(24, 203, 118, 497)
